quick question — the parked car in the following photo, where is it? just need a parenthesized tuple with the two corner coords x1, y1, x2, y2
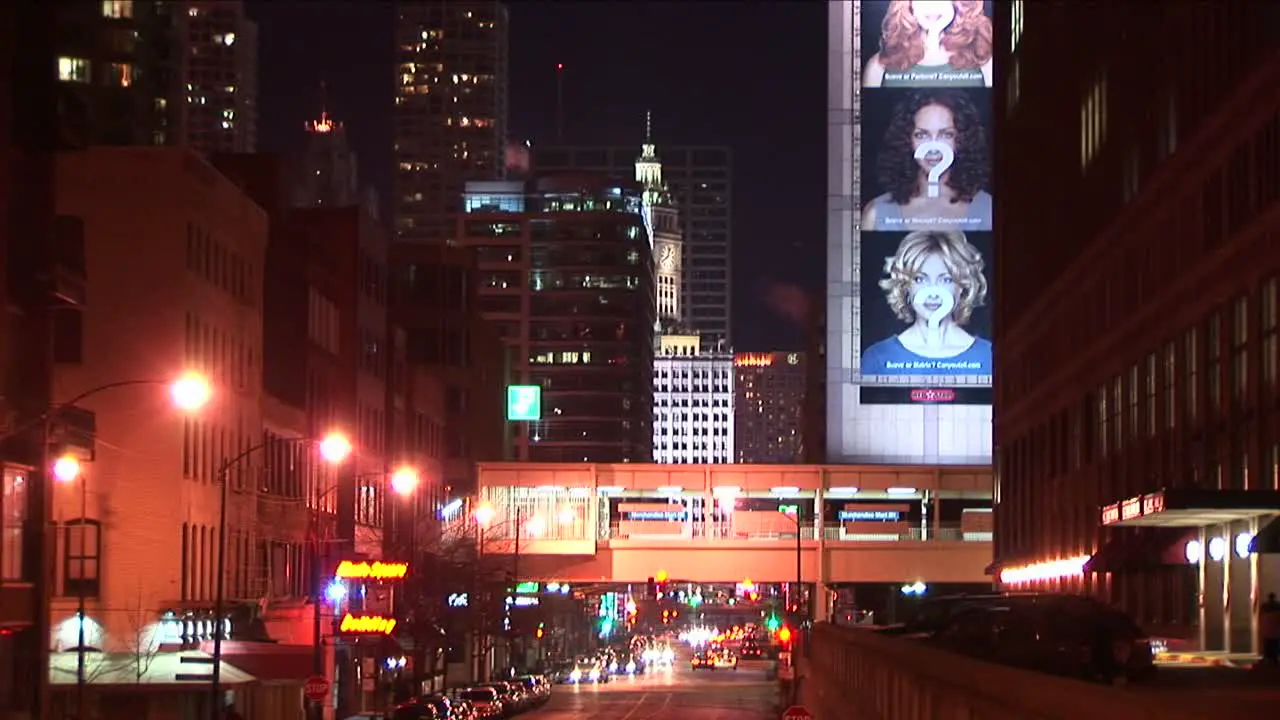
(451, 687, 504, 719)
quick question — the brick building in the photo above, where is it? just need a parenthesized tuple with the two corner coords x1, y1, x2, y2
(992, 2, 1280, 651)
(50, 147, 267, 662)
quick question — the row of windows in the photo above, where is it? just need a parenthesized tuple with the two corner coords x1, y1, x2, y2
(1003, 112, 1280, 403)
(186, 222, 255, 305)
(181, 415, 250, 488)
(1001, 280, 1280, 560)
(185, 312, 253, 393)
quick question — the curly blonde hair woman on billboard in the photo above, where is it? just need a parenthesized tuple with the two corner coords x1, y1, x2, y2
(864, 0, 994, 88)
(860, 229, 991, 376)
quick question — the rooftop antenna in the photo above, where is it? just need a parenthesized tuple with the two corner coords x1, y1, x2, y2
(555, 63, 565, 143)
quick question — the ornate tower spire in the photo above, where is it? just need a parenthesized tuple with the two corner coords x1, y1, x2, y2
(636, 109, 662, 195)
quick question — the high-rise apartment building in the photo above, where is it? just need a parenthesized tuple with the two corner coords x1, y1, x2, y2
(174, 0, 258, 153)
(734, 352, 806, 464)
(652, 335, 734, 464)
(532, 142, 732, 348)
(991, 2, 1280, 650)
(393, 1, 509, 245)
(51, 0, 178, 146)
(460, 175, 656, 463)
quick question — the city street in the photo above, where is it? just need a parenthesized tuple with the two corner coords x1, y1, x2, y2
(526, 657, 781, 720)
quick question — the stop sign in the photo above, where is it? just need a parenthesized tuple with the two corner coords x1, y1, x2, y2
(303, 675, 330, 702)
(782, 706, 813, 720)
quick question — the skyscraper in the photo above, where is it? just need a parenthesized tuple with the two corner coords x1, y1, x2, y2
(734, 352, 807, 464)
(51, 0, 178, 147)
(293, 106, 377, 213)
(459, 176, 656, 463)
(634, 112, 684, 330)
(393, 1, 509, 245)
(173, 0, 258, 153)
(532, 141, 733, 349)
(653, 335, 735, 464)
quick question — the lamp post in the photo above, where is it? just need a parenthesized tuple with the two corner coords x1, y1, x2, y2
(210, 431, 353, 720)
(26, 373, 211, 720)
(305, 466, 418, 720)
(779, 504, 804, 707)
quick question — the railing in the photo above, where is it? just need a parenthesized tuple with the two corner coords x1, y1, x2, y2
(799, 622, 1254, 720)
(602, 522, 989, 543)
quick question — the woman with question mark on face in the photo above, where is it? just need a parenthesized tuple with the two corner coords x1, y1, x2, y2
(861, 89, 992, 232)
(863, 0, 994, 89)
(860, 229, 991, 376)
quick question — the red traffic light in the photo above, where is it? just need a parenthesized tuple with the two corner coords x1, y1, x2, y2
(777, 626, 793, 644)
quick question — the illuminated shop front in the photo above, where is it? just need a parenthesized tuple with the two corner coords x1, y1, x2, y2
(998, 489, 1280, 654)
(326, 559, 410, 716)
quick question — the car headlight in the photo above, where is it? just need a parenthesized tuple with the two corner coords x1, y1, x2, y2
(626, 661, 637, 673)
(589, 668, 600, 680)
(569, 669, 581, 682)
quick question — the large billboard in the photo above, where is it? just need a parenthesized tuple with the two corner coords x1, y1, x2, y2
(826, 1, 994, 464)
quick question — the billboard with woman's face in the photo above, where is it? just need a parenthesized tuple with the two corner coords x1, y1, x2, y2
(825, 1, 995, 464)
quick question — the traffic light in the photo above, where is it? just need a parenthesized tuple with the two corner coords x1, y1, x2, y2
(765, 613, 781, 632)
(536, 623, 545, 639)
(777, 626, 793, 646)
(661, 610, 671, 624)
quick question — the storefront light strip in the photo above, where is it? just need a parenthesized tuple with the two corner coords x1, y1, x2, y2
(999, 555, 1090, 584)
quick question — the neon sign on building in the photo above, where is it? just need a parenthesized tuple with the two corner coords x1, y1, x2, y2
(734, 354, 774, 368)
(338, 613, 397, 635)
(334, 560, 408, 580)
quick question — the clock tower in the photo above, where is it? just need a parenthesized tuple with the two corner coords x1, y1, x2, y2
(636, 110, 684, 329)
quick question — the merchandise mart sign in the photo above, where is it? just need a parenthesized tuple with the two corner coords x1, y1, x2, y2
(1100, 491, 1166, 526)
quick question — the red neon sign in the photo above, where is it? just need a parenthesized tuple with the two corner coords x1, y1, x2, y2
(910, 388, 956, 403)
(334, 560, 408, 580)
(339, 613, 397, 635)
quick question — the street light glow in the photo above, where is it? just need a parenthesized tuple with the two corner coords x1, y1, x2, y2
(170, 372, 212, 412)
(319, 433, 353, 463)
(557, 506, 576, 525)
(525, 516, 546, 537)
(53, 456, 81, 483)
(473, 503, 496, 527)
(391, 467, 419, 496)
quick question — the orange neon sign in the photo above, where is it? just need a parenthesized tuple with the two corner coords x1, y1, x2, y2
(334, 560, 408, 580)
(339, 613, 397, 635)
(734, 354, 774, 368)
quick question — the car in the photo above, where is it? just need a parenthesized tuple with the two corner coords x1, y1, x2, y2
(565, 662, 607, 684)
(690, 652, 712, 670)
(711, 652, 738, 670)
(451, 687, 504, 719)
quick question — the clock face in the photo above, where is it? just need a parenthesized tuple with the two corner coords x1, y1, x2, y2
(659, 245, 675, 270)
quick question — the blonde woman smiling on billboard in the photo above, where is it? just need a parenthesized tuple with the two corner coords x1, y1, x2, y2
(860, 229, 990, 376)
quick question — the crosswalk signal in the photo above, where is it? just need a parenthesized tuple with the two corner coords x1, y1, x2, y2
(536, 623, 545, 639)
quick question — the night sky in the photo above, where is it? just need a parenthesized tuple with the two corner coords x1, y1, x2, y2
(248, 1, 826, 351)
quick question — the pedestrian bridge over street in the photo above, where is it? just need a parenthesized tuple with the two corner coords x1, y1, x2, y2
(460, 463, 995, 603)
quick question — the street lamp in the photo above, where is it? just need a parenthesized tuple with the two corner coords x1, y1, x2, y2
(778, 504, 804, 707)
(210, 431, 352, 720)
(305, 465, 422, 720)
(34, 372, 211, 720)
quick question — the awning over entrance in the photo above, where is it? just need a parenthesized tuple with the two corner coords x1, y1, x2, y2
(197, 640, 315, 682)
(1082, 529, 1196, 574)
(1099, 489, 1280, 528)
(1248, 515, 1280, 554)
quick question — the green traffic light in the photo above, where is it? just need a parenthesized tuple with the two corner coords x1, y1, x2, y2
(765, 614, 780, 631)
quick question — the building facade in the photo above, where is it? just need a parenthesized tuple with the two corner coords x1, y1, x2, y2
(652, 335, 734, 464)
(393, 0, 509, 245)
(633, 115, 684, 329)
(460, 175, 657, 463)
(532, 143, 733, 349)
(49, 147, 266, 675)
(735, 352, 807, 464)
(174, 0, 258, 154)
(992, 1, 1280, 650)
(293, 109, 364, 210)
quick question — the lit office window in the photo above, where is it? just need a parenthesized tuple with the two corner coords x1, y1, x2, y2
(57, 57, 90, 83)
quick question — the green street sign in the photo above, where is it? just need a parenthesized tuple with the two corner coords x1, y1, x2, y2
(507, 385, 542, 421)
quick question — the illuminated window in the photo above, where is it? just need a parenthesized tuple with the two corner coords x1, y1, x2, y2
(57, 57, 90, 83)
(2, 466, 27, 580)
(108, 62, 133, 87)
(1010, 0, 1024, 51)
(1262, 279, 1278, 389)
(101, 0, 132, 18)
(1080, 71, 1108, 170)
(63, 519, 101, 597)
